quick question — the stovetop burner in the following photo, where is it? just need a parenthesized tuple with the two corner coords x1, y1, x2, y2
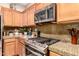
(29, 37, 60, 45)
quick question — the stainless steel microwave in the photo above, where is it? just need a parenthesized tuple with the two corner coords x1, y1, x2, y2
(34, 3, 56, 23)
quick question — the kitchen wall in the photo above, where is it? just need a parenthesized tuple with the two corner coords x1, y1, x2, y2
(37, 23, 79, 34)
(37, 23, 79, 42)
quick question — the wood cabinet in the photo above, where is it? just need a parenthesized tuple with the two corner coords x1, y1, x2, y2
(49, 51, 61, 56)
(12, 11, 19, 26)
(27, 5, 35, 26)
(17, 38, 25, 55)
(1, 7, 23, 27)
(23, 11, 28, 26)
(2, 7, 13, 26)
(4, 39, 16, 56)
(35, 3, 50, 11)
(3, 37, 25, 56)
(18, 13, 23, 27)
(57, 3, 79, 23)
(1, 3, 54, 27)
(12, 10, 23, 27)
(35, 3, 44, 11)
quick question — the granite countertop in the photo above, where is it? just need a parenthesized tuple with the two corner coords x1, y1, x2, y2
(49, 41, 79, 56)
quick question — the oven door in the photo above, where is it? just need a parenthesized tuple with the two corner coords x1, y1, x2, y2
(26, 44, 47, 56)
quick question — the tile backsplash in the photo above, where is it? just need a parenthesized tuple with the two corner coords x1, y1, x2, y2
(38, 23, 79, 43)
(37, 23, 79, 35)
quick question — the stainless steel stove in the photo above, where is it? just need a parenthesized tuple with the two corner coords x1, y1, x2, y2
(26, 37, 60, 56)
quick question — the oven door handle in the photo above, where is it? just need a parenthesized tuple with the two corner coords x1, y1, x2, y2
(26, 47, 43, 56)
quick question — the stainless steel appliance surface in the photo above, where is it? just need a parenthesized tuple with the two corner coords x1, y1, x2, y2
(26, 37, 60, 56)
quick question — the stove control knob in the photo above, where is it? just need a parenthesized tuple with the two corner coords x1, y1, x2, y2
(43, 44, 48, 48)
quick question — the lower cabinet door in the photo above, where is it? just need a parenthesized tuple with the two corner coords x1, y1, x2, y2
(18, 41, 25, 56)
(49, 51, 61, 56)
(3, 38, 25, 56)
(4, 41, 16, 56)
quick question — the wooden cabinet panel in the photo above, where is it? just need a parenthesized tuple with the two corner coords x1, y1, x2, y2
(3, 38, 25, 56)
(23, 12, 28, 26)
(35, 4, 45, 11)
(12, 11, 18, 26)
(27, 5, 35, 26)
(49, 51, 61, 56)
(2, 7, 23, 27)
(4, 41, 16, 56)
(17, 40, 25, 56)
(57, 3, 79, 23)
(35, 3, 50, 11)
(3, 39, 16, 56)
(18, 13, 23, 27)
(2, 8, 13, 26)
(18, 38, 25, 56)
(12, 11, 22, 27)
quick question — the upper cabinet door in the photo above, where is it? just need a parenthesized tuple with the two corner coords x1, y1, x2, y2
(12, 11, 21, 27)
(12, 10, 23, 27)
(57, 3, 79, 23)
(2, 7, 23, 27)
(27, 5, 35, 26)
(19, 13, 23, 27)
(23, 11, 28, 26)
(12, 11, 17, 26)
(2, 8, 13, 26)
(35, 4, 44, 11)
(35, 3, 50, 11)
